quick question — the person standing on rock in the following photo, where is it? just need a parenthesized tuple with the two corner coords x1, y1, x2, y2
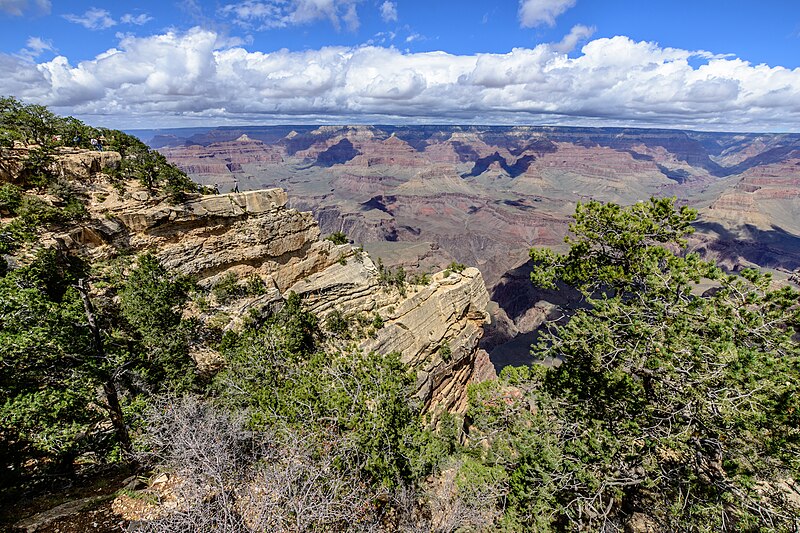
(213, 183, 220, 194)
(233, 179, 239, 193)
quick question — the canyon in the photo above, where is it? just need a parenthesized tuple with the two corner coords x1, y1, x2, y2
(148, 125, 800, 368)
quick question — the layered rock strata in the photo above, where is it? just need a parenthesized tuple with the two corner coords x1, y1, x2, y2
(46, 149, 491, 414)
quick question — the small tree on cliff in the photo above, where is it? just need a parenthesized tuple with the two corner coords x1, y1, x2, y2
(465, 197, 800, 530)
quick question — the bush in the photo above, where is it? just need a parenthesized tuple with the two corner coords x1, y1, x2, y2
(325, 309, 349, 336)
(19, 147, 55, 189)
(447, 261, 467, 273)
(410, 272, 431, 285)
(325, 231, 348, 245)
(211, 272, 242, 304)
(0, 183, 22, 214)
(377, 258, 407, 296)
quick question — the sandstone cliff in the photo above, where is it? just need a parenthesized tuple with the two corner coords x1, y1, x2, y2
(42, 149, 492, 415)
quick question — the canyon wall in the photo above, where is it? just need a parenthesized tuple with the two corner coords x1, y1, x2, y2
(45, 149, 491, 414)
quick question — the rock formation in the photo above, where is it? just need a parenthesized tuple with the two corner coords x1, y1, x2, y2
(43, 148, 491, 415)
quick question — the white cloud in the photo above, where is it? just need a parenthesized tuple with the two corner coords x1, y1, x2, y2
(63, 8, 116, 30)
(380, 1, 397, 23)
(120, 13, 153, 25)
(519, 0, 575, 28)
(62, 9, 154, 30)
(0, 0, 49, 16)
(219, 0, 363, 32)
(553, 24, 595, 53)
(17, 36, 54, 61)
(3, 28, 800, 131)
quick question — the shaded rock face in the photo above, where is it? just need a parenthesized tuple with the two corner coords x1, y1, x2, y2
(47, 154, 491, 414)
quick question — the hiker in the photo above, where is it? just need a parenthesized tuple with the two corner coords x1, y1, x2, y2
(73, 135, 81, 146)
(212, 183, 220, 194)
(97, 135, 105, 151)
(233, 179, 240, 193)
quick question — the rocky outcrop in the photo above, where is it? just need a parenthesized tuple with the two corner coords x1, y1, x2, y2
(364, 269, 490, 414)
(44, 151, 492, 414)
(0, 145, 121, 184)
(289, 262, 490, 414)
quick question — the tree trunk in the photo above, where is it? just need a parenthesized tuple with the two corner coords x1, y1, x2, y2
(76, 278, 133, 457)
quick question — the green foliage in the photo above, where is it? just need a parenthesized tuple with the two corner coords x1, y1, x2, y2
(1, 96, 197, 200)
(214, 293, 430, 485)
(0, 189, 88, 258)
(410, 271, 431, 286)
(325, 231, 348, 245)
(19, 147, 55, 189)
(211, 272, 241, 304)
(464, 197, 800, 530)
(218, 336, 420, 484)
(439, 340, 452, 362)
(0, 250, 102, 486)
(210, 272, 268, 304)
(323, 309, 384, 340)
(325, 308, 349, 335)
(377, 258, 407, 296)
(119, 253, 196, 392)
(0, 96, 61, 146)
(0, 183, 22, 213)
(447, 261, 467, 273)
(115, 146, 197, 201)
(530, 196, 698, 295)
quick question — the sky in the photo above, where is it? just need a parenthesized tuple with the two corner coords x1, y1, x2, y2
(1, 0, 800, 131)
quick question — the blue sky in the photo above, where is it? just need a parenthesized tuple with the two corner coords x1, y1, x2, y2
(1, 0, 799, 131)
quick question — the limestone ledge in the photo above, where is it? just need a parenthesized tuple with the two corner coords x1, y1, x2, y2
(114, 189, 288, 232)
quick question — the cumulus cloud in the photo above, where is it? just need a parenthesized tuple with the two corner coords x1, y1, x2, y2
(0, 0, 50, 16)
(3, 28, 800, 131)
(519, 0, 576, 28)
(380, 1, 397, 23)
(220, 0, 363, 31)
(553, 24, 595, 53)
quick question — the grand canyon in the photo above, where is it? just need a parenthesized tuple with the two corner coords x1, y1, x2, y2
(148, 125, 800, 367)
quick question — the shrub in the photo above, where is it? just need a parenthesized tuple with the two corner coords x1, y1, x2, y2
(325, 231, 348, 245)
(447, 261, 467, 273)
(0, 183, 22, 214)
(211, 272, 242, 304)
(410, 272, 431, 285)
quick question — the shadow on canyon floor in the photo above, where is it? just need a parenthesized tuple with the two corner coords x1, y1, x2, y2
(484, 260, 584, 373)
(693, 222, 800, 272)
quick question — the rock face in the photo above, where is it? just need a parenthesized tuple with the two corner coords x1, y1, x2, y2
(290, 263, 490, 413)
(47, 151, 491, 414)
(0, 145, 121, 183)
